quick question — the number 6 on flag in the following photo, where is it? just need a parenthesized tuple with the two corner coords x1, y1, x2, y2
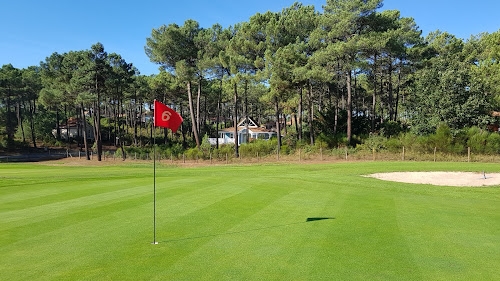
(154, 100, 183, 133)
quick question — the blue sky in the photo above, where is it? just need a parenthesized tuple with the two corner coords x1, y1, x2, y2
(1, 0, 498, 76)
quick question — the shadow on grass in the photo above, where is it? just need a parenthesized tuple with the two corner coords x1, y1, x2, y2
(160, 217, 335, 243)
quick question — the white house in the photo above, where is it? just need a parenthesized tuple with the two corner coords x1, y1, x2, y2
(52, 117, 94, 140)
(208, 118, 277, 146)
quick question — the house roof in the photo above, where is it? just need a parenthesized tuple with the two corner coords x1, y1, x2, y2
(59, 117, 92, 129)
(219, 126, 274, 133)
(237, 117, 259, 128)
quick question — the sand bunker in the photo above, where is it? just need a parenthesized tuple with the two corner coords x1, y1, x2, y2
(367, 171, 500, 187)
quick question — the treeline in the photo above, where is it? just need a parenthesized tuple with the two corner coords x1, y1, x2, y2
(1, 0, 499, 161)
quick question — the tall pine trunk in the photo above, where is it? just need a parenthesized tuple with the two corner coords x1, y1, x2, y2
(334, 97, 338, 134)
(244, 79, 249, 144)
(233, 82, 239, 158)
(298, 86, 303, 141)
(80, 104, 90, 160)
(308, 82, 314, 145)
(388, 60, 394, 121)
(55, 107, 61, 140)
(64, 105, 69, 141)
(216, 78, 222, 149)
(29, 99, 37, 148)
(139, 102, 143, 147)
(187, 81, 200, 149)
(346, 70, 352, 144)
(96, 92, 102, 162)
(275, 96, 281, 152)
(395, 61, 402, 122)
(196, 77, 201, 139)
(16, 99, 25, 143)
(372, 55, 377, 132)
(380, 72, 384, 124)
(294, 113, 299, 138)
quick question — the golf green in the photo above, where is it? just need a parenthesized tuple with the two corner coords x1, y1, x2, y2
(0, 162, 499, 280)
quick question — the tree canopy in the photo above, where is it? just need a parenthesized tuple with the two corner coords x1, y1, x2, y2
(1, 1, 499, 156)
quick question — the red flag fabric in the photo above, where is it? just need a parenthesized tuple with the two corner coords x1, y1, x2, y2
(154, 100, 183, 133)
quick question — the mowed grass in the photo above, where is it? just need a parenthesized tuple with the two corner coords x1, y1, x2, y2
(0, 161, 499, 280)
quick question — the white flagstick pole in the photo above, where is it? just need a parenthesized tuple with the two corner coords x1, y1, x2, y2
(152, 100, 158, 245)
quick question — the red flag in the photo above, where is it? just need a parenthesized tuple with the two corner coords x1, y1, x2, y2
(154, 100, 183, 133)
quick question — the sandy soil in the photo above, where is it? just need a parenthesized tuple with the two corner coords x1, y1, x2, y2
(367, 171, 500, 187)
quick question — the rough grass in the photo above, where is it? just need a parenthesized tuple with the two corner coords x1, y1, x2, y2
(0, 162, 499, 280)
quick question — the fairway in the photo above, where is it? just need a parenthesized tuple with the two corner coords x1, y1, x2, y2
(1, 162, 499, 280)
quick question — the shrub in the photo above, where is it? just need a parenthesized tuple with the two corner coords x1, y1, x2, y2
(467, 127, 488, 154)
(200, 134, 212, 154)
(485, 133, 500, 154)
(185, 147, 201, 160)
(385, 137, 402, 153)
(239, 139, 279, 157)
(280, 144, 289, 155)
(431, 124, 453, 153)
(212, 144, 235, 159)
(359, 133, 387, 151)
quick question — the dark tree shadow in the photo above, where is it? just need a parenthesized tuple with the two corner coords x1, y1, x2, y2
(306, 217, 335, 222)
(160, 217, 335, 243)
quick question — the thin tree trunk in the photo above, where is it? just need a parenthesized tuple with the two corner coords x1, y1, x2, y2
(216, 78, 222, 149)
(327, 84, 332, 109)
(244, 79, 249, 144)
(308, 82, 314, 145)
(187, 81, 200, 149)
(55, 107, 61, 140)
(298, 86, 303, 141)
(16, 99, 25, 143)
(354, 72, 358, 117)
(283, 113, 287, 136)
(275, 96, 281, 152)
(388, 59, 394, 121)
(380, 74, 384, 124)
(115, 99, 119, 144)
(149, 103, 153, 143)
(113, 99, 117, 145)
(346, 70, 352, 144)
(395, 60, 402, 122)
(91, 103, 98, 146)
(122, 102, 127, 133)
(64, 105, 68, 141)
(372, 55, 377, 132)
(196, 77, 201, 138)
(203, 94, 207, 134)
(29, 99, 36, 148)
(134, 99, 138, 146)
(139, 102, 143, 147)
(96, 92, 102, 162)
(318, 87, 323, 113)
(334, 97, 338, 134)
(294, 112, 299, 138)
(233, 81, 239, 158)
(80, 103, 90, 160)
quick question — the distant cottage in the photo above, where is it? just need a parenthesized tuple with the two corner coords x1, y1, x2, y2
(208, 118, 277, 146)
(52, 117, 94, 140)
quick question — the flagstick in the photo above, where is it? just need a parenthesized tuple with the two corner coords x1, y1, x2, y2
(152, 101, 158, 245)
(150, 99, 183, 245)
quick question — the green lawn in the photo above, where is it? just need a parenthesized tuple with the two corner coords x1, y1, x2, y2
(0, 162, 499, 280)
